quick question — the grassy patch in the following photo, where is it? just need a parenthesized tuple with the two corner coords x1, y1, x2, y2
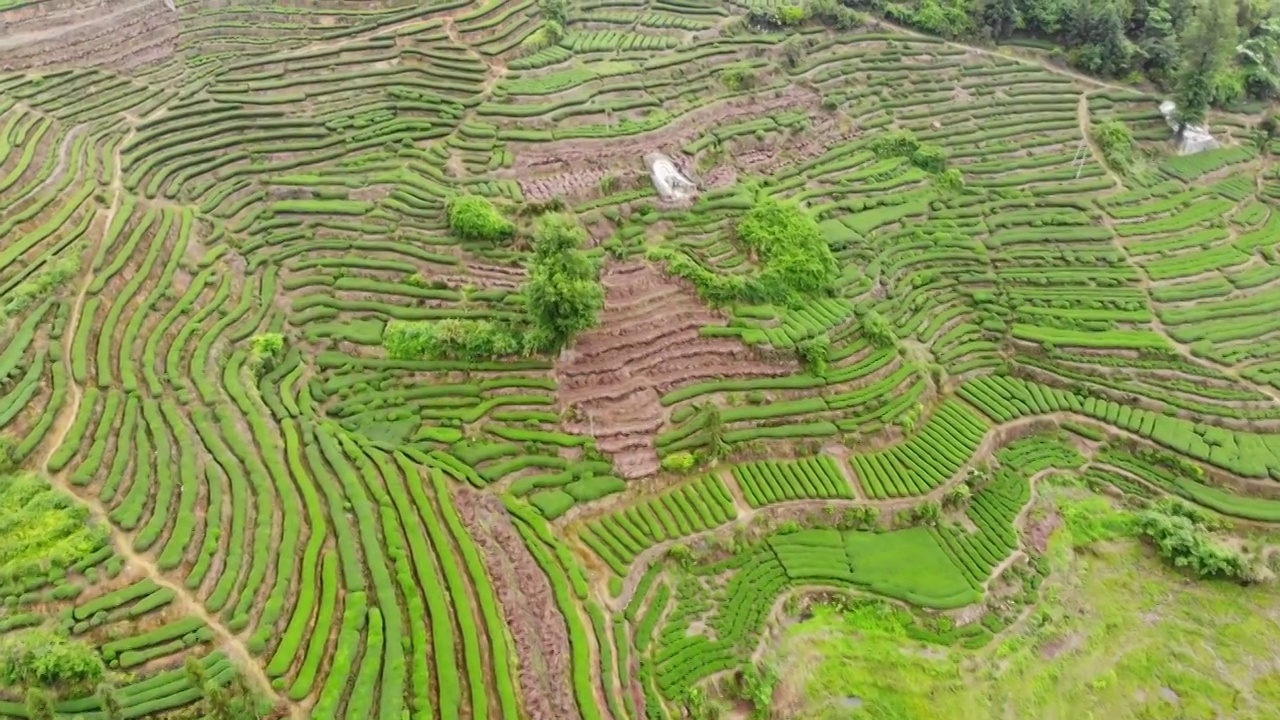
(774, 490, 1280, 719)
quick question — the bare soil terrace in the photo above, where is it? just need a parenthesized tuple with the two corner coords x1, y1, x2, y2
(555, 261, 798, 479)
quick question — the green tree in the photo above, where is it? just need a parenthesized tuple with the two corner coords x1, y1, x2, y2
(1238, 17, 1280, 99)
(0, 630, 105, 690)
(1021, 0, 1071, 34)
(542, 0, 567, 24)
(981, 0, 1023, 39)
(736, 199, 839, 304)
(1175, 0, 1240, 126)
(1134, 2, 1180, 86)
(1066, 0, 1132, 77)
(525, 213, 604, 349)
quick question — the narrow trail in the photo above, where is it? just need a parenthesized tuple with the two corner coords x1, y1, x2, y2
(1075, 93, 1125, 191)
(32, 123, 88, 197)
(1074, 91, 1280, 408)
(37, 132, 301, 720)
(1098, 206, 1280, 407)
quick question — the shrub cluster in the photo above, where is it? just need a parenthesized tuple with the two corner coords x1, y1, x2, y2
(1092, 120, 1135, 173)
(736, 199, 839, 305)
(447, 195, 515, 243)
(807, 0, 865, 29)
(247, 333, 285, 379)
(795, 334, 831, 374)
(1136, 499, 1255, 582)
(0, 629, 105, 691)
(661, 451, 697, 474)
(383, 318, 525, 361)
(859, 309, 898, 348)
(868, 128, 950, 173)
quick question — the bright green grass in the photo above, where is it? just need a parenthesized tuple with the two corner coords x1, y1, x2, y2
(843, 527, 978, 607)
(773, 490, 1280, 720)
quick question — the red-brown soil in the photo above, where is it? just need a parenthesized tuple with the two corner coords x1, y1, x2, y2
(0, 0, 177, 72)
(555, 261, 798, 479)
(502, 86, 821, 176)
(454, 490, 579, 720)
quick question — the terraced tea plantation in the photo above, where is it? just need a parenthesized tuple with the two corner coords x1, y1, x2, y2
(5, 0, 1280, 718)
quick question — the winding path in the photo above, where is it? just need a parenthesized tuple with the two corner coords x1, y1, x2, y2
(36, 132, 301, 720)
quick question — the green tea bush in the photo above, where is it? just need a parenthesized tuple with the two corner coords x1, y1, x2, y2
(447, 195, 514, 243)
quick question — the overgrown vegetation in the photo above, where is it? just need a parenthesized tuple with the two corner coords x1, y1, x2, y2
(2, 257, 79, 319)
(384, 318, 524, 360)
(1092, 120, 1135, 172)
(736, 199, 839, 305)
(384, 213, 603, 359)
(0, 474, 106, 588)
(0, 629, 105, 693)
(868, 128, 950, 173)
(247, 333, 285, 379)
(860, 309, 898, 348)
(183, 657, 268, 720)
(1136, 498, 1257, 582)
(447, 194, 515, 243)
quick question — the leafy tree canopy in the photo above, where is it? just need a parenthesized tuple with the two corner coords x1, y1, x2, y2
(447, 195, 515, 244)
(0, 630, 105, 692)
(525, 213, 604, 349)
(737, 199, 839, 304)
(1175, 0, 1239, 126)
